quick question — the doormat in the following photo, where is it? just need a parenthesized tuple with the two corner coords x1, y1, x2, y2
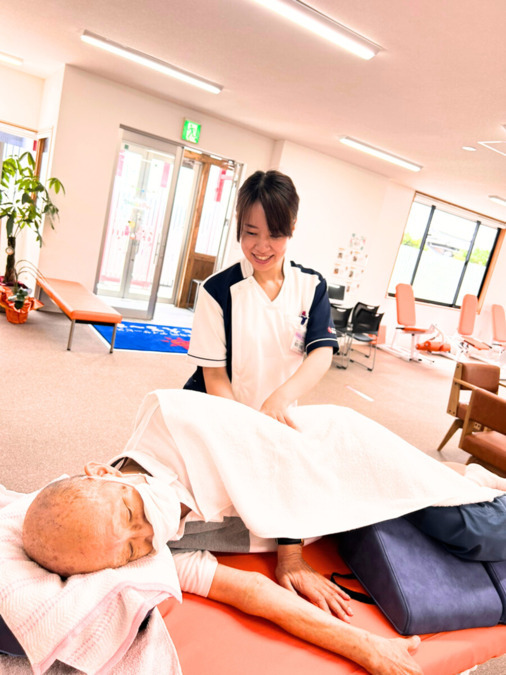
(93, 321, 191, 353)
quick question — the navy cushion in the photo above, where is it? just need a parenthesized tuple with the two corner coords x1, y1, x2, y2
(0, 615, 25, 657)
(338, 517, 503, 635)
(485, 560, 506, 623)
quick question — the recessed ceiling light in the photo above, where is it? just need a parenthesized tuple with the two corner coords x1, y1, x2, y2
(488, 195, 506, 207)
(252, 0, 382, 60)
(81, 30, 222, 94)
(339, 136, 423, 172)
(0, 50, 23, 66)
(462, 146, 476, 151)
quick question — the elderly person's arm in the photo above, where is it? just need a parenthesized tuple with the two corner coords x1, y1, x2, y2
(173, 552, 421, 675)
(208, 563, 422, 675)
(275, 542, 354, 619)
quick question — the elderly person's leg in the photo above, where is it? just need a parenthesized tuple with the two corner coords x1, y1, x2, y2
(208, 563, 422, 675)
(405, 496, 506, 562)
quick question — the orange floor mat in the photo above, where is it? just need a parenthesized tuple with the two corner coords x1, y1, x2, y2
(160, 537, 506, 674)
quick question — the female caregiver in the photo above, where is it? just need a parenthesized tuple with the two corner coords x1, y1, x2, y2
(184, 170, 338, 428)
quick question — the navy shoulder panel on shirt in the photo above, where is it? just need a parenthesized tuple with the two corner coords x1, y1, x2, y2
(204, 262, 244, 309)
(289, 260, 327, 284)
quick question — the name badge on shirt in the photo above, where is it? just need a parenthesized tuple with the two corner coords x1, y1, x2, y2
(290, 311, 308, 354)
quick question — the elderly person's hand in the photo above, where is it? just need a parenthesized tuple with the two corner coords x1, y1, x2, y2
(275, 544, 353, 621)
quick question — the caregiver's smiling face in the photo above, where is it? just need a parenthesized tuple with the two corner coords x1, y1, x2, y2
(240, 202, 291, 278)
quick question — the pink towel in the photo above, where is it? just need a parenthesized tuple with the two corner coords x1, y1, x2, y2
(0, 484, 182, 674)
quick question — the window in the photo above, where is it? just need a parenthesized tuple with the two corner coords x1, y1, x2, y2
(0, 125, 36, 162)
(388, 194, 503, 307)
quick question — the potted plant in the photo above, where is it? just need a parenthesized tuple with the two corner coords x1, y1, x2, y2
(0, 151, 64, 285)
(0, 260, 44, 324)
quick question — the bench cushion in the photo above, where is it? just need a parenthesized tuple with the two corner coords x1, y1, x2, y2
(38, 278, 122, 324)
(159, 537, 506, 675)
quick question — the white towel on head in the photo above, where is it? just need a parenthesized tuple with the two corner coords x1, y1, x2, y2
(134, 390, 502, 540)
(0, 485, 182, 675)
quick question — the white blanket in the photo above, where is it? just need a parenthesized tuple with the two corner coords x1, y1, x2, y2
(0, 485, 182, 675)
(140, 390, 501, 539)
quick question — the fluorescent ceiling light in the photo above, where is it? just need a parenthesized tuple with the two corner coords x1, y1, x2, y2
(462, 146, 476, 151)
(81, 30, 222, 94)
(478, 141, 506, 157)
(339, 136, 423, 172)
(488, 195, 506, 207)
(252, 0, 382, 60)
(0, 50, 23, 66)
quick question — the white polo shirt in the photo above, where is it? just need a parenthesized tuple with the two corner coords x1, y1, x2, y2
(187, 258, 337, 410)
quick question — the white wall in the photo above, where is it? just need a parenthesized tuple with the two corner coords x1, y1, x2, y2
(39, 66, 275, 287)
(0, 64, 43, 130)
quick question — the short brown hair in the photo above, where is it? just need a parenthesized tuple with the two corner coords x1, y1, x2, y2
(236, 170, 299, 241)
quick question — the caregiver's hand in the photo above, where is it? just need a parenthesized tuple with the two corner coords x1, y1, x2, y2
(275, 545, 353, 621)
(259, 392, 298, 429)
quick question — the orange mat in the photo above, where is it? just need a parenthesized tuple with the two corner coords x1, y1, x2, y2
(160, 537, 506, 674)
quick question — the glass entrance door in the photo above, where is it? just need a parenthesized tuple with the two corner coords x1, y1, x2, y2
(96, 131, 182, 319)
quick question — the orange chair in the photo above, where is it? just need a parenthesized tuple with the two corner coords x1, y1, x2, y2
(455, 294, 489, 351)
(437, 361, 501, 451)
(388, 283, 436, 361)
(492, 304, 506, 345)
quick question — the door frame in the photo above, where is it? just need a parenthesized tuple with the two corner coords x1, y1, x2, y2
(94, 126, 184, 320)
(174, 150, 239, 308)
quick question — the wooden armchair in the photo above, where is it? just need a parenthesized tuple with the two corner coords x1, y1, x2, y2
(459, 387, 506, 477)
(437, 361, 501, 451)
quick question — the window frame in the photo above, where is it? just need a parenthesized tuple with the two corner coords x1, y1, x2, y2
(388, 193, 505, 310)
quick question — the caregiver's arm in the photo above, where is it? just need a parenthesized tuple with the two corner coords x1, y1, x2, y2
(209, 563, 423, 675)
(203, 367, 237, 401)
(276, 542, 353, 619)
(260, 346, 333, 428)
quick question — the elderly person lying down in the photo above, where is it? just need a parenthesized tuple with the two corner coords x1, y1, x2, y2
(22, 390, 506, 675)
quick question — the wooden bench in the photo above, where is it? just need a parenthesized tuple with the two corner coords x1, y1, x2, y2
(36, 277, 122, 352)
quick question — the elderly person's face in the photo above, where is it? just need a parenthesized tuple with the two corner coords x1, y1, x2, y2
(22, 471, 154, 576)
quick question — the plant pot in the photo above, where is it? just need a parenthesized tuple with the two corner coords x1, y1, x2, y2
(0, 284, 10, 304)
(5, 303, 31, 324)
(3, 297, 43, 324)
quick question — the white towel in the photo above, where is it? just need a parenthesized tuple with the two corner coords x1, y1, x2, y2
(0, 486, 182, 675)
(0, 609, 181, 675)
(146, 390, 502, 539)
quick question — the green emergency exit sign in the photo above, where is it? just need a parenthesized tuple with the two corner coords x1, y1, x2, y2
(182, 119, 201, 144)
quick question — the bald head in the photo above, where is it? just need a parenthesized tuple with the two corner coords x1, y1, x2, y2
(22, 475, 154, 576)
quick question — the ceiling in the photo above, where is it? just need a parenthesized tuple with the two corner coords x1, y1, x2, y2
(2, 0, 506, 222)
